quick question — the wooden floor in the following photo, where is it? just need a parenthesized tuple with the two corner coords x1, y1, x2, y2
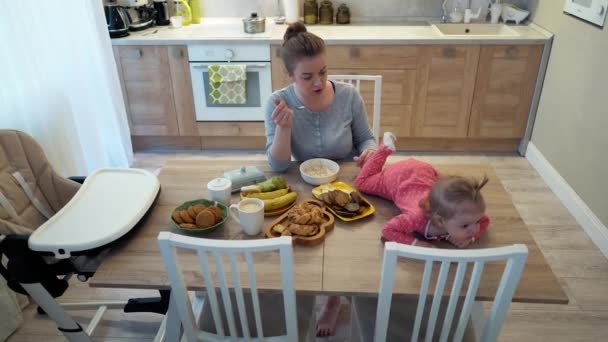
(7, 151, 608, 342)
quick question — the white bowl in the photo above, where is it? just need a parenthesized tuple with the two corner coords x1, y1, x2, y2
(299, 158, 340, 185)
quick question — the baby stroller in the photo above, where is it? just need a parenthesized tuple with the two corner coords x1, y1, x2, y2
(0, 130, 163, 341)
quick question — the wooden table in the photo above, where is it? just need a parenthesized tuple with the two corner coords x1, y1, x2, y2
(90, 159, 568, 305)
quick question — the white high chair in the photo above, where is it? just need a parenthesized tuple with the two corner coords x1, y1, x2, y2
(329, 75, 383, 143)
(350, 242, 528, 342)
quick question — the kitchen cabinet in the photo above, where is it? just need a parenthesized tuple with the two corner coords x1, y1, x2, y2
(468, 45, 543, 138)
(412, 45, 480, 138)
(113, 45, 196, 136)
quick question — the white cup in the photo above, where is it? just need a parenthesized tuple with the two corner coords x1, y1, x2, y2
(170, 15, 183, 28)
(229, 198, 265, 236)
(207, 177, 232, 205)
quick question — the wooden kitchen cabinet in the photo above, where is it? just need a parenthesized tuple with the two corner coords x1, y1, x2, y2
(468, 45, 543, 138)
(113, 45, 196, 136)
(412, 45, 480, 138)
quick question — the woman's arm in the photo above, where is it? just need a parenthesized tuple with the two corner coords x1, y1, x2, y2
(264, 96, 293, 172)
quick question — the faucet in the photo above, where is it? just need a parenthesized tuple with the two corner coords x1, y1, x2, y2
(441, 0, 448, 23)
(463, 0, 481, 24)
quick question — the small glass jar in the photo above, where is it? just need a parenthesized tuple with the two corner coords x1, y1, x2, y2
(319, 0, 334, 25)
(303, 0, 318, 24)
(336, 3, 350, 24)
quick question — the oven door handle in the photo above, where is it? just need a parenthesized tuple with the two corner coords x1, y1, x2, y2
(192, 63, 269, 69)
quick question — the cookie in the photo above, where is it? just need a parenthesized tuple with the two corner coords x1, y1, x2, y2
(179, 210, 195, 224)
(187, 206, 198, 219)
(172, 210, 184, 224)
(191, 204, 207, 215)
(208, 206, 223, 223)
(196, 209, 216, 228)
(179, 223, 198, 229)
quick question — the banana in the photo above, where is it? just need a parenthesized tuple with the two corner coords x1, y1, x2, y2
(263, 192, 297, 211)
(243, 188, 290, 200)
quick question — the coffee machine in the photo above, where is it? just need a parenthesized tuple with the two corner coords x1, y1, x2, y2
(104, 2, 130, 38)
(118, 0, 156, 31)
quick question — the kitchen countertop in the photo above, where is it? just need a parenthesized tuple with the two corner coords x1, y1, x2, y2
(110, 17, 552, 46)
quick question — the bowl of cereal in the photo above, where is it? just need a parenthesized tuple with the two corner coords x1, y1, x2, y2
(300, 158, 340, 185)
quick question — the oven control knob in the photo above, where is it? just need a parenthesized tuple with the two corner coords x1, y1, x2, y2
(224, 49, 235, 60)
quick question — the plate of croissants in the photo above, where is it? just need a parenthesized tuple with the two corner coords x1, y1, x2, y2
(265, 200, 334, 246)
(171, 199, 228, 234)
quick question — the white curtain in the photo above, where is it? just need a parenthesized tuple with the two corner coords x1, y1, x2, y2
(0, 0, 133, 177)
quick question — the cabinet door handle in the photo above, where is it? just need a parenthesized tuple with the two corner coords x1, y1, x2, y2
(442, 47, 456, 58)
(350, 47, 360, 58)
(506, 46, 519, 58)
(172, 47, 183, 58)
(130, 48, 142, 59)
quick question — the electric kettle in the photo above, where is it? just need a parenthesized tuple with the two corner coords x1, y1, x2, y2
(105, 4, 130, 38)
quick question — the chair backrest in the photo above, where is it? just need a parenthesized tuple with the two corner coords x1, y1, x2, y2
(157, 232, 297, 342)
(328, 75, 382, 143)
(374, 242, 528, 342)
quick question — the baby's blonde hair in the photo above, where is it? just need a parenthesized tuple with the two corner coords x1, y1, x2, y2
(420, 175, 489, 219)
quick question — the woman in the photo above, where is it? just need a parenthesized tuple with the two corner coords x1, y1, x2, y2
(264, 22, 377, 337)
(265, 22, 377, 172)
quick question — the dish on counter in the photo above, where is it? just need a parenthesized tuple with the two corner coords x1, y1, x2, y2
(265, 200, 334, 246)
(299, 158, 340, 185)
(312, 181, 375, 221)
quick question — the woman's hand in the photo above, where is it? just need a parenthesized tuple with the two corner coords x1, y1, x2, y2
(354, 148, 376, 167)
(271, 98, 294, 129)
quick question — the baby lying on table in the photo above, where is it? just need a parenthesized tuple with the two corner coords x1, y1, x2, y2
(355, 132, 490, 248)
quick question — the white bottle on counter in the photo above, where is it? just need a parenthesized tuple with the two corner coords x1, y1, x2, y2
(283, 0, 299, 23)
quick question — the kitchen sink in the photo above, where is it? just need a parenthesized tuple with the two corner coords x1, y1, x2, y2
(432, 23, 519, 36)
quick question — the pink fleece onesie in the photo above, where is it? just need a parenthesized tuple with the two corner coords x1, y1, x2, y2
(355, 144, 489, 245)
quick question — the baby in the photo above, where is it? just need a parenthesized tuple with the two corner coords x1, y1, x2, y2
(355, 132, 490, 248)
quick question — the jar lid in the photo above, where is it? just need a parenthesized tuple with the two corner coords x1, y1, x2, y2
(207, 177, 232, 191)
(244, 12, 265, 23)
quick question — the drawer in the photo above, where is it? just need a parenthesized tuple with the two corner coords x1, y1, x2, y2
(326, 45, 418, 69)
(330, 69, 416, 105)
(490, 45, 537, 59)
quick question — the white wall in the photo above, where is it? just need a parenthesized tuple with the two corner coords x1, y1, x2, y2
(528, 0, 608, 226)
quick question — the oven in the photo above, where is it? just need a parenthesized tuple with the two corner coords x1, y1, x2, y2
(188, 43, 272, 121)
(563, 0, 608, 27)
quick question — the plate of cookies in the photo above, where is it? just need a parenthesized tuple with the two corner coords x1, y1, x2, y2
(171, 199, 228, 234)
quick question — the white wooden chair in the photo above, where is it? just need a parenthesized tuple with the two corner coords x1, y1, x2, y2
(158, 233, 312, 342)
(350, 242, 528, 342)
(328, 75, 382, 143)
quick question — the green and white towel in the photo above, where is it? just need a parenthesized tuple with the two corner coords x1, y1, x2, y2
(208, 64, 247, 104)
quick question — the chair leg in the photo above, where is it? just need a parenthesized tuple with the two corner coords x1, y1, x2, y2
(21, 283, 92, 342)
(349, 297, 362, 342)
(464, 300, 485, 342)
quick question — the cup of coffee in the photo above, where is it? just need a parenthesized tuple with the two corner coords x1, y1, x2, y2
(229, 198, 264, 235)
(207, 177, 232, 205)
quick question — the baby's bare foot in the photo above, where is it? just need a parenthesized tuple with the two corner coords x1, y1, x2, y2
(316, 296, 341, 337)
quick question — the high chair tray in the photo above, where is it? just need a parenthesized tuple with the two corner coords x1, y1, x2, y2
(29, 168, 160, 258)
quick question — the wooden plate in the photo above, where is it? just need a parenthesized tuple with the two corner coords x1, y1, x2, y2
(240, 188, 298, 217)
(265, 200, 334, 246)
(311, 181, 375, 221)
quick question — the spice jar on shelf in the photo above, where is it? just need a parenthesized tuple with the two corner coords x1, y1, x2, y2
(319, 0, 334, 24)
(303, 0, 319, 24)
(336, 3, 350, 24)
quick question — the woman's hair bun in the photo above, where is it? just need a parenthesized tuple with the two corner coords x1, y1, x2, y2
(283, 22, 307, 42)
